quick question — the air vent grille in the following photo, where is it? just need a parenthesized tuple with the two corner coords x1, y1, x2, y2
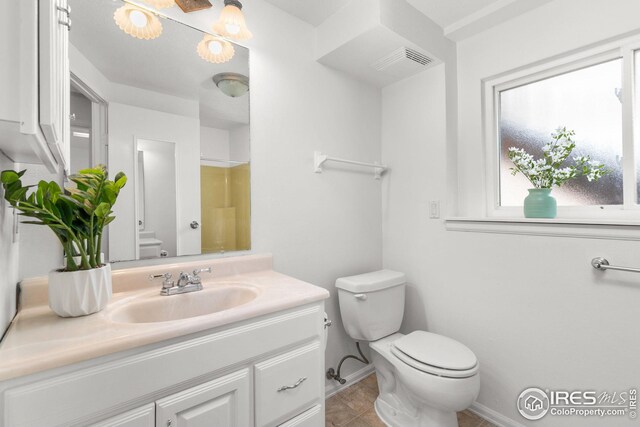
(371, 47, 433, 72)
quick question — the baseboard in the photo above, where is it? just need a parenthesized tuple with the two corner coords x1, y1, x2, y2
(324, 364, 376, 398)
(469, 402, 526, 427)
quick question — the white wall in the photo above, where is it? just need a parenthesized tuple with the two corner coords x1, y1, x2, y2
(229, 125, 250, 163)
(200, 126, 230, 165)
(0, 152, 19, 335)
(383, 1, 640, 426)
(108, 103, 201, 261)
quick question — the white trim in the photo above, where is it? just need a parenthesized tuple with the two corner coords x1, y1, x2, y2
(446, 217, 640, 241)
(324, 364, 375, 398)
(469, 402, 526, 427)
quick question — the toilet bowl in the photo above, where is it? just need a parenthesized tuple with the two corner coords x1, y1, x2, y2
(370, 333, 480, 427)
(336, 270, 480, 427)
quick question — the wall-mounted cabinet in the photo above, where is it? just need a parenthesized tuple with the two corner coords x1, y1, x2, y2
(0, 0, 70, 174)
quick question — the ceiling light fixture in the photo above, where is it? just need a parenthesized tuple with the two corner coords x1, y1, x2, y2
(197, 35, 235, 64)
(140, 0, 176, 9)
(213, 0, 252, 41)
(114, 4, 163, 40)
(212, 73, 249, 98)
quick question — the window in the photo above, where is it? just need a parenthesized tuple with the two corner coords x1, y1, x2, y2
(499, 59, 623, 206)
(484, 38, 640, 219)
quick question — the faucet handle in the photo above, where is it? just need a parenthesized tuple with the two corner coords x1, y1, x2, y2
(149, 272, 174, 289)
(193, 267, 212, 277)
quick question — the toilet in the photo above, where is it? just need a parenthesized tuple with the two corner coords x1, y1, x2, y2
(336, 270, 480, 427)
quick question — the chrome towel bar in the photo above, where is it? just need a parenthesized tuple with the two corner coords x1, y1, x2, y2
(591, 257, 640, 273)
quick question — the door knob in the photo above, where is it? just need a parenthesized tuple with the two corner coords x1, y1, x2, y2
(190, 221, 200, 229)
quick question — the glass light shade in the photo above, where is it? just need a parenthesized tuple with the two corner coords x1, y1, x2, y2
(114, 5, 163, 40)
(141, 0, 176, 9)
(213, 2, 253, 40)
(197, 35, 235, 64)
(213, 73, 249, 97)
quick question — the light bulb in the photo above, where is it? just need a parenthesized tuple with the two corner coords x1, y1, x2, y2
(212, 1, 252, 41)
(225, 23, 240, 35)
(208, 40, 223, 54)
(114, 5, 163, 40)
(129, 10, 148, 28)
(197, 35, 235, 64)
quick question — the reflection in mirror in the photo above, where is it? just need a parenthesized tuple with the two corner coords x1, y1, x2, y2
(68, 0, 250, 263)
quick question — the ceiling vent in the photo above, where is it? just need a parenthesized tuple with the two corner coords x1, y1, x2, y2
(371, 47, 433, 78)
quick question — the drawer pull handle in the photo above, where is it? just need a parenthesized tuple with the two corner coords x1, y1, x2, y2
(277, 377, 307, 392)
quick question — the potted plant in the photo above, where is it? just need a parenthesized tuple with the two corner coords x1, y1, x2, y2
(508, 127, 607, 218)
(1, 165, 126, 317)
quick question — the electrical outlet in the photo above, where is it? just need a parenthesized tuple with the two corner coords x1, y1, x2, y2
(428, 200, 440, 219)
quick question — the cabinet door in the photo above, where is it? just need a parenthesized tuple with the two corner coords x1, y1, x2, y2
(254, 342, 322, 427)
(39, 0, 70, 173)
(156, 369, 250, 427)
(90, 404, 155, 427)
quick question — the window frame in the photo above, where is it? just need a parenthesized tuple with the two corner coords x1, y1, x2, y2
(482, 36, 640, 220)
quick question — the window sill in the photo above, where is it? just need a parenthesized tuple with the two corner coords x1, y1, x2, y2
(445, 217, 640, 240)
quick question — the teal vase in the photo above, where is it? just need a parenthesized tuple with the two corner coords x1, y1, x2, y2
(523, 188, 557, 218)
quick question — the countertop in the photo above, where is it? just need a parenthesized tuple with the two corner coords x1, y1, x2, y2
(0, 254, 329, 382)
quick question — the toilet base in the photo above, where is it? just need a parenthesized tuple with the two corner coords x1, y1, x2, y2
(374, 396, 458, 427)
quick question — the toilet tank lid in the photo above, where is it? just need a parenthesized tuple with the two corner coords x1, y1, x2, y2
(335, 270, 406, 293)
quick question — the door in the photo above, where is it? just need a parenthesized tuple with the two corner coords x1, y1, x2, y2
(155, 369, 250, 427)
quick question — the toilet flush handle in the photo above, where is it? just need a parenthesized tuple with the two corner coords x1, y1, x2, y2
(354, 293, 367, 301)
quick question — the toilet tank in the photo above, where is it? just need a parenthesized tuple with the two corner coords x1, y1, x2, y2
(336, 270, 406, 341)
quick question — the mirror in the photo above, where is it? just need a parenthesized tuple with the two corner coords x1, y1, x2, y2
(68, 0, 250, 263)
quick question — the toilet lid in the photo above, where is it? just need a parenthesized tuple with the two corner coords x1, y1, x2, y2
(392, 331, 478, 377)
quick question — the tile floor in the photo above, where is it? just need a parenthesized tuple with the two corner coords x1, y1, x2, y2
(325, 373, 496, 427)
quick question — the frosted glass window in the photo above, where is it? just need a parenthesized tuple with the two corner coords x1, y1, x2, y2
(499, 59, 623, 206)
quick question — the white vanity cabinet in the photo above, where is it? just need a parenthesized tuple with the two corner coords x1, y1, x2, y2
(0, 0, 70, 173)
(0, 303, 326, 427)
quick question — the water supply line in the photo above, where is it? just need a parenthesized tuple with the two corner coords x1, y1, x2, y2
(326, 342, 369, 384)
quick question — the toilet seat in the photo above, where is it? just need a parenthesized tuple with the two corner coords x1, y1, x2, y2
(390, 331, 479, 378)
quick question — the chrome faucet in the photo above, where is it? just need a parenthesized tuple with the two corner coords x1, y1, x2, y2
(149, 267, 212, 296)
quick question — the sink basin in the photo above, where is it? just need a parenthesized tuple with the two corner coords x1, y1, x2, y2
(109, 284, 258, 323)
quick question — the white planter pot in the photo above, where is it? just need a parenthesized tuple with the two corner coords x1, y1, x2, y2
(48, 264, 112, 318)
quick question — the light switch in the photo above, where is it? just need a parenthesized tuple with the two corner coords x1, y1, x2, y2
(428, 200, 440, 219)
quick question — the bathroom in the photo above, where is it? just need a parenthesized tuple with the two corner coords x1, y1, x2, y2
(0, 0, 638, 426)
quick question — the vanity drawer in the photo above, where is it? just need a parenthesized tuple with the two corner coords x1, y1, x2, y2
(255, 342, 322, 427)
(278, 405, 323, 427)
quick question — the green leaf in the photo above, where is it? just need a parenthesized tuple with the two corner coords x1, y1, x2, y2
(0, 170, 20, 185)
(115, 175, 127, 190)
(94, 202, 111, 219)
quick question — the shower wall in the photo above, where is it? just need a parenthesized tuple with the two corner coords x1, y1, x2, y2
(200, 164, 251, 253)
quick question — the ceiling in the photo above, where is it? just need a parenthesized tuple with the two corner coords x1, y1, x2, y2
(406, 0, 504, 28)
(263, 0, 540, 38)
(262, 0, 350, 27)
(68, 0, 250, 129)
